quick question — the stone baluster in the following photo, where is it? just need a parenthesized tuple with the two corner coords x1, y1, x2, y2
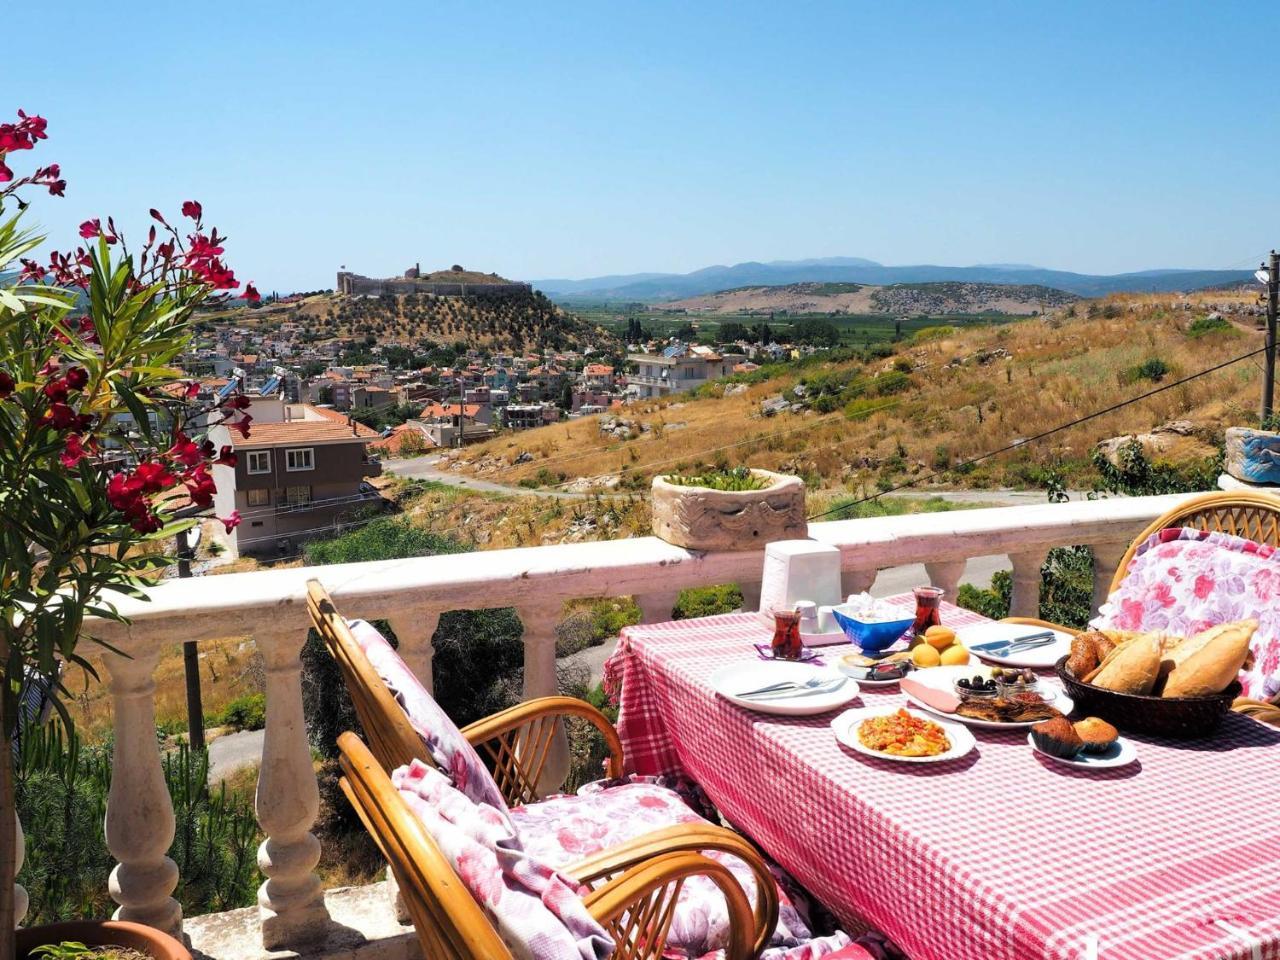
(841, 569, 877, 599)
(1090, 541, 1130, 618)
(923, 559, 967, 600)
(636, 590, 682, 625)
(103, 644, 181, 938)
(517, 603, 569, 795)
(256, 628, 329, 950)
(387, 609, 442, 692)
(1008, 548, 1050, 619)
(14, 812, 27, 927)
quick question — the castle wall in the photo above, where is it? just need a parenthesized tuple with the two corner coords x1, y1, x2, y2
(336, 271, 531, 297)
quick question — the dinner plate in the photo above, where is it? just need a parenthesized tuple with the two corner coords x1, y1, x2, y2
(1026, 732, 1138, 769)
(958, 622, 1074, 669)
(830, 706, 976, 764)
(902, 665, 1074, 730)
(710, 661, 860, 716)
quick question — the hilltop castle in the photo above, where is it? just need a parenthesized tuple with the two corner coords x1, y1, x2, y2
(336, 264, 532, 297)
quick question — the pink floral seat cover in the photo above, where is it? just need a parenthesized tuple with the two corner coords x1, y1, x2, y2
(1092, 527, 1280, 700)
(393, 759, 612, 959)
(346, 619, 512, 818)
(512, 780, 896, 960)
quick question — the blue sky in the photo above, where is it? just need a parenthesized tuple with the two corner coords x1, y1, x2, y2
(6, 0, 1277, 292)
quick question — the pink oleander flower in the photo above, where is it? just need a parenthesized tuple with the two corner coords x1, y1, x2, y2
(220, 510, 241, 533)
(60, 434, 88, 469)
(0, 370, 13, 399)
(79, 219, 101, 239)
(182, 200, 202, 220)
(242, 282, 261, 304)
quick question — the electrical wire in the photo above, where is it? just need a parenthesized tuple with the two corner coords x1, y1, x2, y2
(804, 341, 1272, 522)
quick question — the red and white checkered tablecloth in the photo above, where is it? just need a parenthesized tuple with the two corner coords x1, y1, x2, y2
(603, 595, 1280, 960)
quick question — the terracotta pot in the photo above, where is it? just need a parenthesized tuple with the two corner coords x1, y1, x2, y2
(16, 920, 190, 960)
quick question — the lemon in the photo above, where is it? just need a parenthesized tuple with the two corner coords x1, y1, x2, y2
(924, 625, 957, 650)
(912, 644, 942, 668)
(939, 644, 970, 666)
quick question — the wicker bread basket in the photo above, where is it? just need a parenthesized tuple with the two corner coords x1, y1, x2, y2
(1055, 655, 1240, 739)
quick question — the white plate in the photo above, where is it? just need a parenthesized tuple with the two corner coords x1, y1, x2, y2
(1026, 732, 1138, 769)
(902, 665, 1074, 730)
(960, 622, 1074, 669)
(831, 706, 976, 764)
(710, 661, 860, 716)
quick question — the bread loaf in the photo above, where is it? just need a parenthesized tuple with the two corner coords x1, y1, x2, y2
(1162, 620, 1256, 698)
(1091, 633, 1165, 695)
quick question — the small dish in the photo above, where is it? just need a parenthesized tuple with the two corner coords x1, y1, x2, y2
(1026, 731, 1138, 769)
(836, 653, 913, 687)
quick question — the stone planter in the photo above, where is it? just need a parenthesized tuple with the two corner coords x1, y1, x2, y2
(651, 469, 807, 551)
(1225, 427, 1280, 486)
(17, 920, 191, 960)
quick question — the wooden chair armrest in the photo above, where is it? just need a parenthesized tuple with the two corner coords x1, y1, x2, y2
(1234, 696, 1280, 728)
(1000, 616, 1081, 636)
(583, 851, 755, 960)
(461, 696, 624, 803)
(564, 822, 778, 957)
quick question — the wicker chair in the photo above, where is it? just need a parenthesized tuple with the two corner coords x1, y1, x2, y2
(338, 731, 758, 960)
(1005, 491, 1280, 725)
(308, 579, 781, 955)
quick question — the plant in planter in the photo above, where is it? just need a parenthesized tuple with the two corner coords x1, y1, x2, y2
(651, 467, 807, 551)
(0, 110, 257, 960)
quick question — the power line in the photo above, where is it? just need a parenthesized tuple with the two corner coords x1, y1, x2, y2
(805, 341, 1272, 522)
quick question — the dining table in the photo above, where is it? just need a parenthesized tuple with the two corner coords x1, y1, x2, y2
(602, 593, 1280, 960)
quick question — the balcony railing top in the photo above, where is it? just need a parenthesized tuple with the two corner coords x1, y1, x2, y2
(89, 492, 1194, 649)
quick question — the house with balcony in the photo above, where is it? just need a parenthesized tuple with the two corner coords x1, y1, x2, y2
(626, 342, 736, 398)
(209, 401, 383, 557)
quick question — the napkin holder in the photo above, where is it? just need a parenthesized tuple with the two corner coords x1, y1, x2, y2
(758, 540, 845, 644)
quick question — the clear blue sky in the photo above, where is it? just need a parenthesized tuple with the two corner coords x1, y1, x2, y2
(6, 0, 1277, 292)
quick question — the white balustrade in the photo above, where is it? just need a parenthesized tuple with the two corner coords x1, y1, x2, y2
(256, 628, 330, 950)
(387, 609, 441, 693)
(516, 602, 570, 794)
(924, 559, 967, 598)
(1008, 547, 1051, 619)
(14, 812, 27, 927)
(103, 644, 182, 938)
(75, 492, 1198, 955)
(636, 590, 681, 624)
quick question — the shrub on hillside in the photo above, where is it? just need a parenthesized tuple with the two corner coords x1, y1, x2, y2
(219, 692, 266, 731)
(912, 325, 956, 342)
(1119, 357, 1171, 385)
(673, 584, 744, 620)
(1187, 315, 1236, 338)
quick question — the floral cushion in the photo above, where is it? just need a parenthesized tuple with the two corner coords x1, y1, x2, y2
(347, 619, 511, 817)
(511, 780, 889, 959)
(393, 760, 612, 960)
(1093, 528, 1280, 700)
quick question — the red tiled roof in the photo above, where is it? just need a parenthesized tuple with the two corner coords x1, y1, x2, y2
(420, 402, 481, 419)
(370, 423, 436, 454)
(584, 363, 614, 375)
(229, 408, 379, 448)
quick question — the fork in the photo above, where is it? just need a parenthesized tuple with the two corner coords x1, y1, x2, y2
(735, 677, 845, 700)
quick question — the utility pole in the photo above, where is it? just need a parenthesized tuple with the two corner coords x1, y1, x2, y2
(1263, 250, 1280, 425)
(175, 523, 205, 750)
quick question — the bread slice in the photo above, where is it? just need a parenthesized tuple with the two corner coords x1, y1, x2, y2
(1162, 620, 1256, 698)
(1091, 633, 1166, 695)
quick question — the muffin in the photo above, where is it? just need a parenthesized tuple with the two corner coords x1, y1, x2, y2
(1030, 716, 1082, 758)
(1072, 717, 1119, 753)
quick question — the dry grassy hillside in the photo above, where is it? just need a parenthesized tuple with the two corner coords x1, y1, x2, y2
(662, 281, 1079, 316)
(450, 292, 1266, 500)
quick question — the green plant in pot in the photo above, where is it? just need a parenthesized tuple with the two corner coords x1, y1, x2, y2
(0, 110, 258, 960)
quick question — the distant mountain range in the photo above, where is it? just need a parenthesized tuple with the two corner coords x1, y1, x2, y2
(535, 258, 1253, 301)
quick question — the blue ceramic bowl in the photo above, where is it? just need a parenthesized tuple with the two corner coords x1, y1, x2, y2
(830, 606, 913, 654)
